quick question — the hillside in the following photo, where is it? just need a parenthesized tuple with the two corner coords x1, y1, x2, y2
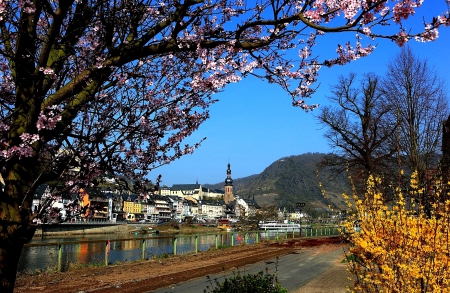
(205, 153, 350, 210)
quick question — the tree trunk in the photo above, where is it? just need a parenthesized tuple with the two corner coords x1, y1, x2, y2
(441, 115, 450, 201)
(0, 216, 36, 293)
(0, 163, 38, 292)
(442, 116, 450, 178)
(0, 233, 26, 292)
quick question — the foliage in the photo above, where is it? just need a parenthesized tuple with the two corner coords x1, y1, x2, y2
(157, 252, 170, 259)
(204, 270, 288, 293)
(212, 244, 231, 250)
(343, 171, 450, 292)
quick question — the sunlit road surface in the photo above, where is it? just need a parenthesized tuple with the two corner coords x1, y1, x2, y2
(149, 243, 349, 293)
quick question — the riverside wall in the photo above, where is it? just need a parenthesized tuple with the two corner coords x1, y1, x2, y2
(34, 223, 129, 237)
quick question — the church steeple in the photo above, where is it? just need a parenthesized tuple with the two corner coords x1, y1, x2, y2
(224, 163, 234, 204)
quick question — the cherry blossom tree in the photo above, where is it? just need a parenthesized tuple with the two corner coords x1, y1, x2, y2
(0, 0, 449, 291)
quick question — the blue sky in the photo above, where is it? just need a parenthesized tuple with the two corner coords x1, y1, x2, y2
(149, 2, 450, 187)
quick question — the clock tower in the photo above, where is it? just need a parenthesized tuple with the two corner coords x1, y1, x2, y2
(224, 163, 234, 204)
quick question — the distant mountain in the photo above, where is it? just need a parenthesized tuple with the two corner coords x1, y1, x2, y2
(205, 153, 350, 210)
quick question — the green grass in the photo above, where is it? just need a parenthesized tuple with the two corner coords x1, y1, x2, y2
(157, 252, 170, 259)
(204, 267, 288, 293)
(342, 253, 361, 263)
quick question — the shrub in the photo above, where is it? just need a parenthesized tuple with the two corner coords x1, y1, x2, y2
(204, 270, 288, 293)
(157, 252, 169, 259)
(343, 172, 450, 292)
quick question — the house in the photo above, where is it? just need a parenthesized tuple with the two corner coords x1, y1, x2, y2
(34, 184, 63, 222)
(109, 192, 126, 222)
(32, 184, 51, 215)
(159, 185, 171, 196)
(199, 200, 224, 219)
(242, 196, 260, 217)
(167, 196, 184, 221)
(80, 188, 109, 221)
(142, 197, 158, 222)
(150, 194, 172, 222)
(204, 188, 225, 200)
(122, 193, 139, 214)
(182, 200, 194, 219)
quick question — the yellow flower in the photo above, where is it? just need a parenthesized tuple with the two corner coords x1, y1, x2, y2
(343, 172, 450, 292)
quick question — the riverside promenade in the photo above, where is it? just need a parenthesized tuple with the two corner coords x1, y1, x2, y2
(15, 236, 351, 293)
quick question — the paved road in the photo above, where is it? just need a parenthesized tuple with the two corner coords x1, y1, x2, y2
(149, 244, 349, 293)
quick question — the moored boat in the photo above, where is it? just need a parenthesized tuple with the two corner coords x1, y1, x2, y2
(258, 221, 301, 232)
(217, 218, 233, 232)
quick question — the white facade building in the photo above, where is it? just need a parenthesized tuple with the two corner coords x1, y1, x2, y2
(200, 200, 224, 219)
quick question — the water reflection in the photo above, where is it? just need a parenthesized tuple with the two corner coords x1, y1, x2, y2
(18, 232, 260, 272)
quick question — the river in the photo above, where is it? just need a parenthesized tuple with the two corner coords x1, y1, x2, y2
(18, 231, 257, 273)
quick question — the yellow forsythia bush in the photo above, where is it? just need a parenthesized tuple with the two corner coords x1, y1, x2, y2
(343, 171, 450, 293)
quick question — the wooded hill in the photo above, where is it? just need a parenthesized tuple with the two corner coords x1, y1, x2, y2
(205, 153, 351, 211)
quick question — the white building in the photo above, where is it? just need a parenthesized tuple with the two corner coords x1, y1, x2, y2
(199, 200, 224, 219)
(161, 184, 224, 200)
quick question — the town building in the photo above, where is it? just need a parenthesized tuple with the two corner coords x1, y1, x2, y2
(164, 183, 223, 200)
(80, 188, 110, 220)
(151, 195, 172, 222)
(170, 183, 204, 199)
(199, 200, 224, 219)
(182, 199, 194, 219)
(159, 185, 171, 196)
(122, 193, 141, 219)
(167, 196, 184, 221)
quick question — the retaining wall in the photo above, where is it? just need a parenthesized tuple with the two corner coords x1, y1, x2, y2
(34, 223, 129, 237)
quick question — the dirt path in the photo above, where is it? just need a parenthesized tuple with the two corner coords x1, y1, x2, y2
(14, 236, 344, 293)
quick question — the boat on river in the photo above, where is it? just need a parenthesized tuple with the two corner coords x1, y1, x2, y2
(130, 226, 159, 234)
(217, 218, 233, 232)
(258, 221, 301, 232)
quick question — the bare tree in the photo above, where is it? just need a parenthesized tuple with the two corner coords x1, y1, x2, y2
(316, 73, 396, 190)
(382, 46, 450, 184)
(246, 205, 279, 227)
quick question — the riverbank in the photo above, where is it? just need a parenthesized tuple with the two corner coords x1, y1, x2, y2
(147, 223, 224, 234)
(34, 223, 128, 237)
(33, 222, 224, 237)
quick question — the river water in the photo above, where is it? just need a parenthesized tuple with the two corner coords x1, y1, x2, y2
(18, 231, 259, 273)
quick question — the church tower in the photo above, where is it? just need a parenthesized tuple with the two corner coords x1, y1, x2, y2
(224, 163, 234, 204)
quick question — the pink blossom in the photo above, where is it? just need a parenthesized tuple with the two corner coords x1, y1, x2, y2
(18, 0, 35, 14)
(362, 27, 371, 36)
(36, 106, 62, 131)
(395, 31, 409, 46)
(39, 67, 57, 78)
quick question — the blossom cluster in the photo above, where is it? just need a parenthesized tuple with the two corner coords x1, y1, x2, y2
(36, 106, 62, 131)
